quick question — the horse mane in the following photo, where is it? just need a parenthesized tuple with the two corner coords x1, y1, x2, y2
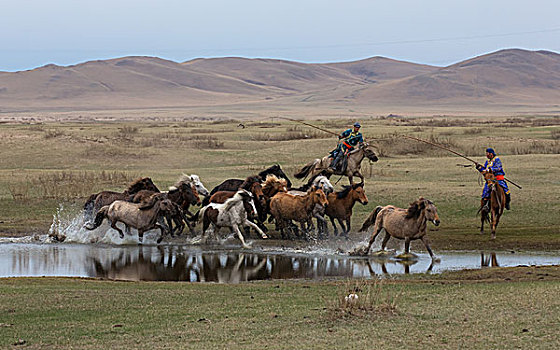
(171, 173, 192, 190)
(139, 193, 164, 210)
(336, 185, 352, 199)
(126, 177, 158, 194)
(405, 197, 431, 219)
(258, 164, 280, 179)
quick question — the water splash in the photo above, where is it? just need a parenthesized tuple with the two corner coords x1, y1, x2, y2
(47, 203, 161, 245)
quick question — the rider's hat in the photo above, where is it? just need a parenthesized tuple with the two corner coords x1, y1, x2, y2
(486, 148, 496, 155)
(353, 122, 361, 128)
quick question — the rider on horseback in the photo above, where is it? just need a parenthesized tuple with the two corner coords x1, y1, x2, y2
(476, 148, 511, 210)
(329, 122, 364, 172)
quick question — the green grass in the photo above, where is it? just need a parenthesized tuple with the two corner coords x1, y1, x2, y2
(1, 266, 559, 349)
(0, 117, 559, 250)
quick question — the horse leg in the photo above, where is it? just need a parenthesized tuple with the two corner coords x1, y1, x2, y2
(380, 232, 391, 251)
(347, 174, 354, 186)
(404, 237, 411, 254)
(355, 171, 364, 185)
(329, 216, 338, 236)
(110, 220, 125, 239)
(155, 223, 166, 244)
(337, 218, 347, 238)
(421, 236, 440, 262)
(244, 219, 268, 239)
(491, 209, 500, 240)
(138, 229, 145, 244)
(233, 224, 251, 249)
(365, 226, 383, 255)
(345, 217, 351, 235)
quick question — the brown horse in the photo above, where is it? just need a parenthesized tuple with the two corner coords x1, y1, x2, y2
(131, 183, 200, 236)
(294, 143, 378, 185)
(479, 171, 505, 240)
(324, 183, 369, 237)
(358, 197, 440, 261)
(269, 187, 329, 240)
(83, 177, 160, 222)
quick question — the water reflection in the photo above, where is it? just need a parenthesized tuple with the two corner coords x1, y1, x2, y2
(1, 244, 559, 282)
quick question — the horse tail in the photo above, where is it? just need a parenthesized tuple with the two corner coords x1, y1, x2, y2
(359, 206, 382, 232)
(85, 205, 108, 230)
(294, 159, 319, 180)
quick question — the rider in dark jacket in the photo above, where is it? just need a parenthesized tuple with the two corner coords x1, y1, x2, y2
(330, 122, 364, 171)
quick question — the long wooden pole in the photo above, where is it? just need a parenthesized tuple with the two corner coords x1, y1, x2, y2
(275, 116, 340, 137)
(402, 135, 522, 189)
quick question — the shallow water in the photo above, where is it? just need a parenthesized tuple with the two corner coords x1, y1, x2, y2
(1, 242, 558, 283)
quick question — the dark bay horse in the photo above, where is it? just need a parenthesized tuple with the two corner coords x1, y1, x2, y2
(479, 171, 506, 240)
(324, 183, 369, 237)
(83, 177, 160, 222)
(203, 164, 292, 206)
(294, 143, 378, 185)
(358, 197, 440, 261)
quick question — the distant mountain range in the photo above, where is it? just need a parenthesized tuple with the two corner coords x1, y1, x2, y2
(1, 49, 559, 113)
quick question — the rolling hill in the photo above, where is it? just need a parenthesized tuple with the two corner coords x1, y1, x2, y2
(0, 49, 558, 113)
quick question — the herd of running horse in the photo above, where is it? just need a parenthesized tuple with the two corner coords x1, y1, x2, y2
(82, 142, 506, 260)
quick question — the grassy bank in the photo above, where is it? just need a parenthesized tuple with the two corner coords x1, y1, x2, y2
(0, 116, 559, 250)
(1, 265, 559, 349)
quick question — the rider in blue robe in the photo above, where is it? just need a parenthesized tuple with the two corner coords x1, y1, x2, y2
(476, 148, 511, 210)
(330, 122, 364, 171)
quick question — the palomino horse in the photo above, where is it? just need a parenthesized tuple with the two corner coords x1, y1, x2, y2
(479, 171, 506, 240)
(294, 143, 378, 185)
(358, 197, 440, 261)
(324, 183, 369, 237)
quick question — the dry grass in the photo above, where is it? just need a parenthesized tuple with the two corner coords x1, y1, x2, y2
(8, 171, 138, 201)
(326, 279, 399, 319)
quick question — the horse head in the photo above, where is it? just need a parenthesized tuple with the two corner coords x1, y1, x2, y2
(311, 187, 329, 208)
(407, 197, 440, 226)
(313, 175, 334, 194)
(361, 143, 379, 162)
(186, 184, 201, 206)
(238, 189, 257, 218)
(189, 174, 210, 197)
(352, 183, 368, 205)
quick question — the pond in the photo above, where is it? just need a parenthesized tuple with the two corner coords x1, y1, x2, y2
(1, 241, 559, 283)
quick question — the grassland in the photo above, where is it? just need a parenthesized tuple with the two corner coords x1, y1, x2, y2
(0, 266, 559, 349)
(0, 115, 559, 251)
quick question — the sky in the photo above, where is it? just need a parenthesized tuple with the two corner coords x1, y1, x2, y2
(1, 0, 559, 71)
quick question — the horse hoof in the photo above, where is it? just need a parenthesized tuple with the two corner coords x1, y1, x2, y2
(432, 257, 441, 263)
(395, 252, 418, 261)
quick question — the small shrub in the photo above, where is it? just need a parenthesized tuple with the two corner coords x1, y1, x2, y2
(551, 129, 560, 140)
(326, 279, 399, 320)
(44, 129, 65, 139)
(192, 136, 224, 149)
(463, 127, 483, 135)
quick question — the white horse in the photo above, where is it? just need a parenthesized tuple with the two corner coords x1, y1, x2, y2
(290, 175, 334, 195)
(170, 174, 209, 197)
(198, 189, 267, 248)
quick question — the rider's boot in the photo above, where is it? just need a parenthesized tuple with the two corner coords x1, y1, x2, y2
(330, 153, 341, 171)
(505, 193, 511, 210)
(482, 198, 490, 212)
